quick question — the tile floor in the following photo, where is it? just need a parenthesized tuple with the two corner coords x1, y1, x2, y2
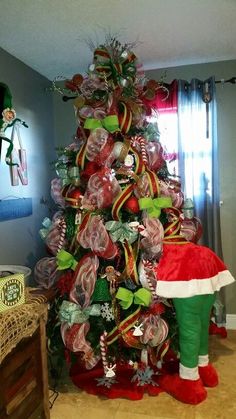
(50, 330, 236, 419)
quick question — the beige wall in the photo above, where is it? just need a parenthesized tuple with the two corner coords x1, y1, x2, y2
(53, 60, 236, 314)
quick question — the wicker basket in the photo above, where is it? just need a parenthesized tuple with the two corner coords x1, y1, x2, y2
(0, 264, 31, 280)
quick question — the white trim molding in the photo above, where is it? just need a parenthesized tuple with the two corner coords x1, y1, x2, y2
(226, 314, 236, 330)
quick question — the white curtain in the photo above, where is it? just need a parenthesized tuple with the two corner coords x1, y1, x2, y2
(178, 77, 225, 324)
(177, 77, 222, 256)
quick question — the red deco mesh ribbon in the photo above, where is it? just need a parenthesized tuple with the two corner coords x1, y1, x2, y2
(94, 136, 114, 166)
(77, 214, 118, 260)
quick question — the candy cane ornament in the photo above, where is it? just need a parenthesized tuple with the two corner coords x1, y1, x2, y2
(143, 259, 158, 301)
(131, 135, 148, 165)
(139, 137, 148, 165)
(100, 331, 108, 375)
(57, 218, 67, 253)
(103, 72, 109, 93)
(147, 276, 158, 301)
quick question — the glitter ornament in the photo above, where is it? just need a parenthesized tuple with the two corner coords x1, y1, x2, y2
(92, 278, 111, 302)
(123, 196, 140, 214)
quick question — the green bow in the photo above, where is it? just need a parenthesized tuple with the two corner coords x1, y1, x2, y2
(84, 115, 120, 133)
(105, 220, 138, 244)
(138, 196, 172, 218)
(116, 287, 152, 310)
(56, 249, 78, 271)
(59, 300, 101, 326)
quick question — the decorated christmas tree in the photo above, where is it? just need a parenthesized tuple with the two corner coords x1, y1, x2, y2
(35, 37, 202, 400)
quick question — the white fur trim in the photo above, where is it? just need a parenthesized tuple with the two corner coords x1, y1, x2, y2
(156, 270, 235, 298)
(198, 354, 209, 367)
(179, 363, 199, 380)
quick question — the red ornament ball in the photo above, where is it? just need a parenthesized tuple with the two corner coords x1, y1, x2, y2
(123, 196, 140, 214)
(62, 185, 83, 209)
(81, 161, 100, 181)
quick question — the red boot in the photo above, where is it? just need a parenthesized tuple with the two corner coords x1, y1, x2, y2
(199, 363, 219, 387)
(158, 373, 207, 404)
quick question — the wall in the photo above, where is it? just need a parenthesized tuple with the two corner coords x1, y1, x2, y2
(53, 86, 77, 147)
(0, 47, 55, 279)
(52, 60, 236, 314)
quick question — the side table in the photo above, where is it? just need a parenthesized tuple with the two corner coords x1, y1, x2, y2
(0, 289, 50, 419)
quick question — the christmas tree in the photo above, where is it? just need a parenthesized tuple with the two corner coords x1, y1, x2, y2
(35, 37, 202, 399)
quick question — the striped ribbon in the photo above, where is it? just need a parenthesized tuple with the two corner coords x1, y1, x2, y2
(163, 207, 188, 244)
(107, 306, 141, 345)
(94, 47, 110, 61)
(157, 339, 170, 362)
(122, 52, 137, 66)
(96, 65, 112, 79)
(122, 240, 139, 285)
(118, 102, 132, 134)
(130, 145, 145, 175)
(112, 184, 134, 220)
(149, 339, 171, 366)
(145, 169, 160, 197)
(163, 235, 188, 244)
(76, 142, 87, 169)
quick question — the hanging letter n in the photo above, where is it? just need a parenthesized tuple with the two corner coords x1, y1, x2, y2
(10, 148, 28, 186)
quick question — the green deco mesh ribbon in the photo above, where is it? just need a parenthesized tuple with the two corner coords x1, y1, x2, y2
(105, 220, 138, 244)
(39, 217, 52, 240)
(59, 300, 101, 326)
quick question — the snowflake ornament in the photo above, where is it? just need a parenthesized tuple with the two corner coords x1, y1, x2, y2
(100, 303, 115, 321)
(131, 366, 158, 387)
(96, 376, 118, 388)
